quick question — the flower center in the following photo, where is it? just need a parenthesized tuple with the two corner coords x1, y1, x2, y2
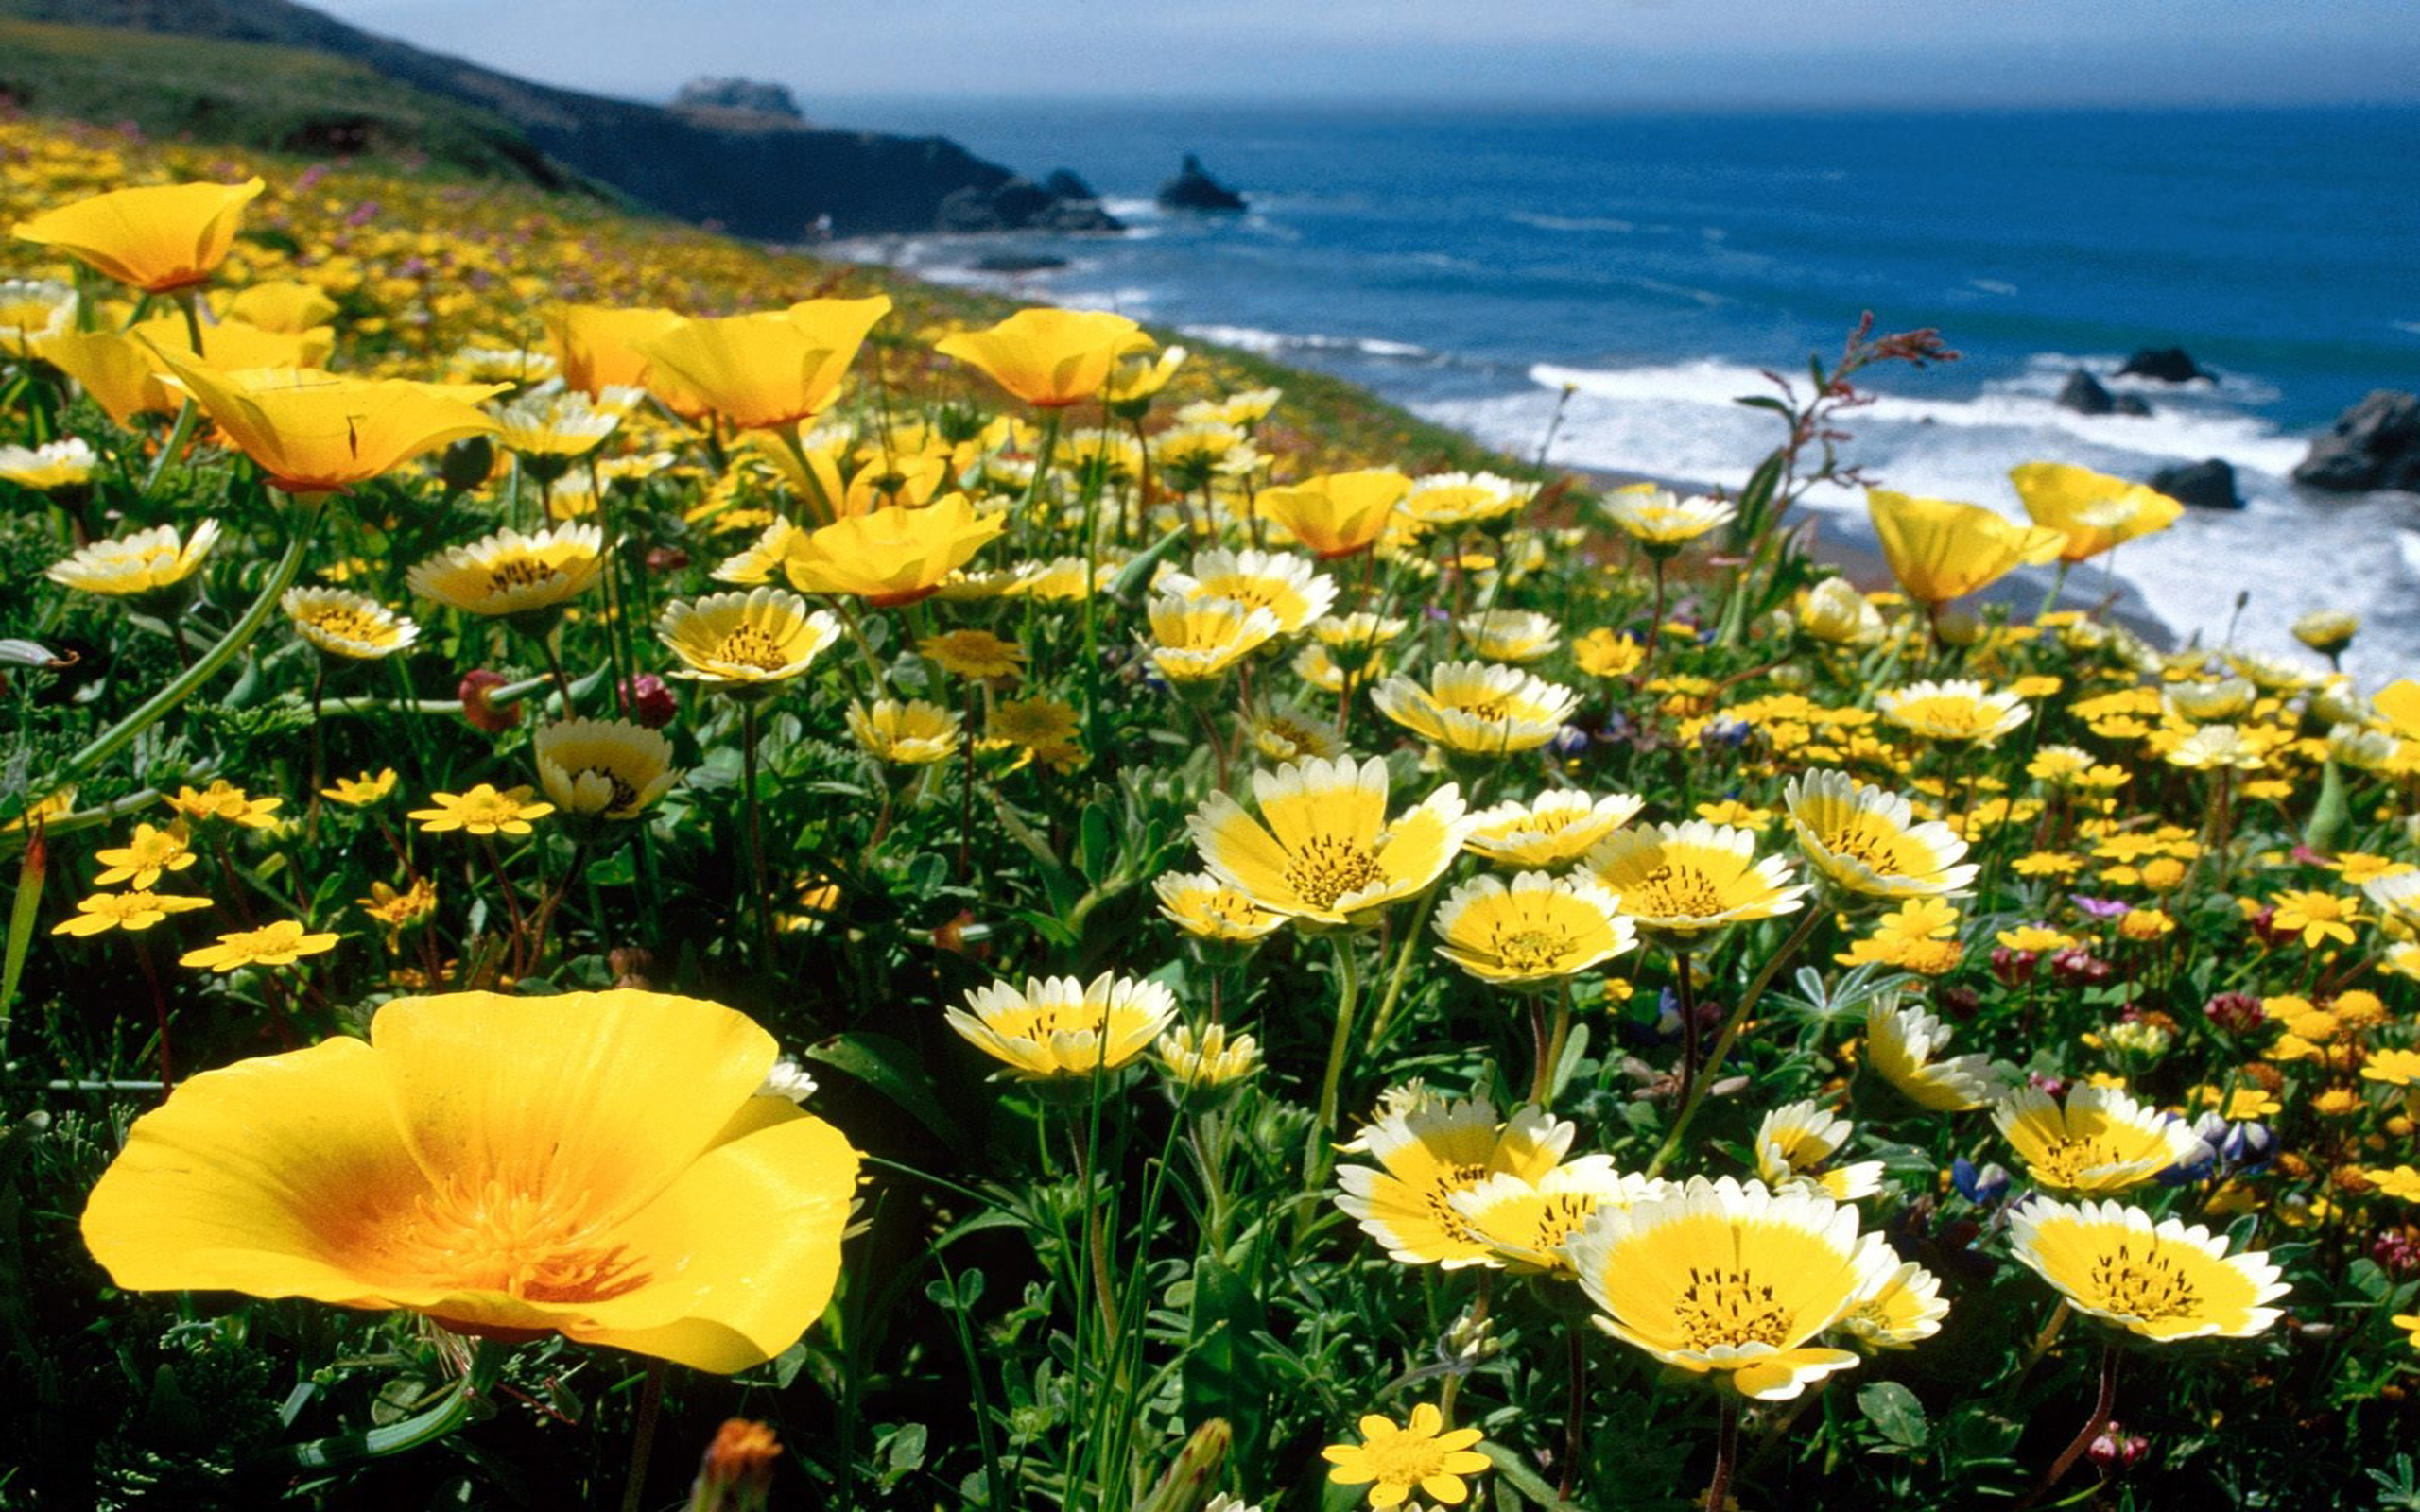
(305, 606, 389, 643)
(392, 1174, 645, 1303)
(2086, 1241, 2202, 1321)
(1361, 1430, 1455, 1489)
(715, 624, 797, 672)
(1822, 815, 1924, 875)
(1489, 923, 1574, 973)
(1418, 1161, 1494, 1244)
(1625, 862, 1735, 920)
(575, 765, 642, 813)
(2029, 1135, 2130, 1186)
(1285, 834, 1388, 911)
(486, 556, 562, 593)
(1674, 1264, 1795, 1349)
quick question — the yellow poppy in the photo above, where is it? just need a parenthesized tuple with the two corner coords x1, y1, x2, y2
(633, 297, 891, 431)
(78, 988, 862, 1371)
(149, 351, 504, 496)
(1866, 488, 2063, 607)
(933, 307, 1154, 408)
(13, 178, 265, 293)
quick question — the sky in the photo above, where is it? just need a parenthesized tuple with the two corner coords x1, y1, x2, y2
(309, 0, 2420, 109)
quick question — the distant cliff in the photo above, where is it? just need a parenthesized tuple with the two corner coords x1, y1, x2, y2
(0, 0, 1115, 239)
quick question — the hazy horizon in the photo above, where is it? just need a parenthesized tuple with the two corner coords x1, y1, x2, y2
(307, 0, 2420, 112)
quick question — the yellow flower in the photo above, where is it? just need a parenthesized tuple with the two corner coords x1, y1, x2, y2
(282, 586, 419, 660)
(322, 769, 399, 807)
(545, 304, 688, 400)
(1103, 344, 1186, 411)
(2267, 889, 2361, 950)
(1754, 1099, 1885, 1201)
(221, 280, 338, 334)
(0, 438, 96, 493)
(847, 698, 962, 765)
(1795, 578, 1886, 645)
(1785, 768, 1976, 901)
(1994, 1084, 2206, 1194)
(408, 783, 554, 836)
(1247, 703, 1345, 763)
(1321, 1403, 1491, 1510)
(1161, 547, 1338, 633)
(91, 821, 197, 889)
(1565, 1175, 1915, 1400)
(934, 307, 1153, 408)
(1598, 486, 1737, 554)
(0, 277, 76, 356)
(1572, 627, 1648, 678)
(179, 919, 341, 972)
(658, 588, 840, 688)
(359, 876, 439, 932)
(1430, 871, 1637, 985)
(13, 178, 265, 292)
(1145, 1023, 1254, 1094)
(1370, 660, 1580, 758)
(2292, 609, 2359, 657)
(991, 696, 1080, 750)
(1447, 1163, 1671, 1276)
(46, 520, 220, 599)
(633, 298, 891, 430)
(920, 628, 1025, 680)
(534, 719, 680, 822)
(1864, 993, 2003, 1110)
(2009, 1198, 2286, 1341)
(946, 972, 1178, 1078)
(407, 523, 607, 623)
(1403, 471, 1534, 531)
(2118, 908, 2176, 942)
(2010, 462, 2185, 563)
(492, 387, 621, 462)
(1255, 469, 1409, 559)
(1185, 755, 1471, 930)
(2163, 723, 2268, 771)
(1583, 820, 1807, 940)
(51, 889, 213, 936)
(78, 988, 863, 1372)
(134, 312, 334, 372)
(778, 496, 1008, 608)
(1335, 1095, 1575, 1266)
(149, 352, 504, 496)
(1837, 1262, 1953, 1350)
(37, 329, 179, 424)
(1152, 871, 1286, 943)
(2369, 1166, 2420, 1200)
(2360, 1048, 2420, 1087)
(167, 780, 282, 829)
(1147, 593, 1282, 683)
(1866, 488, 2064, 606)
(1876, 679, 2031, 745)
(1457, 609, 1561, 664)
(1462, 790, 1644, 868)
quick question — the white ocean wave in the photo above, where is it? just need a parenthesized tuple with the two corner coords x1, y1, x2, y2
(1507, 211, 1637, 234)
(1180, 323, 1432, 360)
(1420, 357, 2419, 682)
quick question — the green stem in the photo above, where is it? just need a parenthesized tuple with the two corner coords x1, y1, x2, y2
(1646, 905, 1826, 1177)
(1314, 931, 1365, 1143)
(26, 507, 318, 818)
(138, 399, 203, 505)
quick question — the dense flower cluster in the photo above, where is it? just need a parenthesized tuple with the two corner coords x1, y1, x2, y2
(0, 115, 2410, 1512)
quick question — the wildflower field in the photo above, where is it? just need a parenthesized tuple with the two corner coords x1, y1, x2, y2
(5, 116, 2420, 1512)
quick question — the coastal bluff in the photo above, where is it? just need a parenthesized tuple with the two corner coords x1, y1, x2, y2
(0, 0, 1114, 239)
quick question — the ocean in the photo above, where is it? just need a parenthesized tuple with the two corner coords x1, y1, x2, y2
(827, 100, 2420, 678)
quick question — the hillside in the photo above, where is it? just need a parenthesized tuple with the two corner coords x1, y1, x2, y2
(0, 17, 576, 189)
(0, 0, 1112, 237)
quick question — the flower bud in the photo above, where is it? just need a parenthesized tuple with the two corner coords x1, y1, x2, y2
(458, 668, 519, 733)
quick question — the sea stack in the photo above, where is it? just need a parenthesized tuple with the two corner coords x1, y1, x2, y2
(1158, 153, 1247, 213)
(2293, 391, 2420, 493)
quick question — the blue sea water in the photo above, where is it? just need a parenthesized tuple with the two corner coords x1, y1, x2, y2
(830, 100, 2420, 670)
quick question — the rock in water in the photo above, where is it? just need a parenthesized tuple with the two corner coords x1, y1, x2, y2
(672, 77, 804, 121)
(1157, 153, 1246, 213)
(2293, 390, 2420, 492)
(2150, 458, 2243, 510)
(2057, 369, 2115, 415)
(2118, 347, 2211, 383)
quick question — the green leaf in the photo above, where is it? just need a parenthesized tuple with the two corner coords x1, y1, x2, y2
(1857, 1380, 1928, 1449)
(1182, 1258, 1270, 1482)
(1477, 1441, 1583, 1510)
(803, 1031, 966, 1149)
(1079, 801, 1115, 885)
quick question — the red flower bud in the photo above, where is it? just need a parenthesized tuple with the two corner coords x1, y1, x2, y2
(458, 669, 520, 733)
(622, 673, 677, 729)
